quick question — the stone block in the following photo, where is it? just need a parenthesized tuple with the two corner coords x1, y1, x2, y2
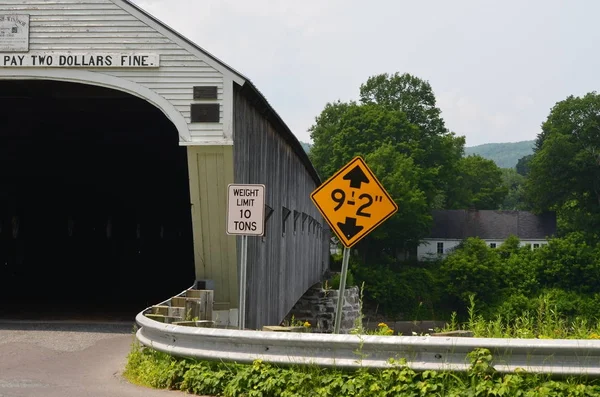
(169, 306, 186, 318)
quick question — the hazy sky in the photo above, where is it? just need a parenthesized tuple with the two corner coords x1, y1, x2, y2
(131, 0, 600, 146)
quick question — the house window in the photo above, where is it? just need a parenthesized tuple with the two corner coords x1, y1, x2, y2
(490, 243, 497, 249)
(533, 243, 540, 249)
(437, 242, 444, 254)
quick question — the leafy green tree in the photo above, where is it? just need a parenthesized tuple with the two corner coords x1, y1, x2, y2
(527, 92, 600, 236)
(309, 74, 468, 256)
(446, 155, 508, 210)
(359, 72, 446, 135)
(499, 168, 528, 210)
(357, 73, 465, 206)
(309, 101, 417, 180)
(515, 154, 532, 176)
(362, 144, 430, 257)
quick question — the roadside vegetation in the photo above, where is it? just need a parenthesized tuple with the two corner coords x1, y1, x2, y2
(125, 341, 600, 396)
(348, 232, 600, 327)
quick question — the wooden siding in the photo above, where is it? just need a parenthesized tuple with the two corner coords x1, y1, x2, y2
(233, 85, 329, 329)
(0, 0, 230, 143)
(187, 145, 238, 307)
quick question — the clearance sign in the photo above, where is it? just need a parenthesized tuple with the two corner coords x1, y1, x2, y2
(311, 157, 398, 247)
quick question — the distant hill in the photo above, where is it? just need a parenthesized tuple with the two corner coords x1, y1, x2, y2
(465, 140, 535, 169)
(300, 141, 312, 153)
(301, 139, 534, 169)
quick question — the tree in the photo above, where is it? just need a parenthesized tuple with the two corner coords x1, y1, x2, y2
(362, 144, 430, 257)
(309, 102, 432, 258)
(445, 155, 508, 210)
(526, 92, 600, 236)
(309, 101, 418, 180)
(358, 73, 465, 206)
(515, 154, 532, 176)
(499, 168, 528, 210)
(360, 72, 447, 135)
(309, 72, 465, 257)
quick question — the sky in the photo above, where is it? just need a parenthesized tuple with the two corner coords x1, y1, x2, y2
(131, 0, 600, 147)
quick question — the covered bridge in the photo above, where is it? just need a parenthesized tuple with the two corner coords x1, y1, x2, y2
(0, 0, 329, 329)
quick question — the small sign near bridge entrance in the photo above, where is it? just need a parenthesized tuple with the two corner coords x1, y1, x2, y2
(311, 156, 398, 247)
(227, 184, 265, 236)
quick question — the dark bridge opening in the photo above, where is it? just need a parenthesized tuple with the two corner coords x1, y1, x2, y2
(0, 80, 195, 320)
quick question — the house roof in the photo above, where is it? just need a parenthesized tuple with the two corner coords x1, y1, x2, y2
(116, 0, 321, 185)
(429, 210, 556, 240)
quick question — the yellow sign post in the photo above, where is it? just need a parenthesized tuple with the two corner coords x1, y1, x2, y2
(311, 156, 398, 247)
(311, 156, 398, 334)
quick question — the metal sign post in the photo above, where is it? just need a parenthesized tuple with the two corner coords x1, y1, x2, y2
(310, 157, 398, 334)
(333, 246, 350, 334)
(227, 184, 266, 330)
(238, 234, 248, 330)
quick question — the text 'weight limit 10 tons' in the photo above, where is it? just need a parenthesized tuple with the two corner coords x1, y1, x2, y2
(311, 157, 398, 248)
(227, 184, 265, 236)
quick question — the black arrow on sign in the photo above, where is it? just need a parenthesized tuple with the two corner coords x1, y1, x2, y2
(343, 165, 370, 189)
(337, 217, 364, 240)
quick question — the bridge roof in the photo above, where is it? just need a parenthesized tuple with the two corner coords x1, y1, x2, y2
(429, 210, 556, 240)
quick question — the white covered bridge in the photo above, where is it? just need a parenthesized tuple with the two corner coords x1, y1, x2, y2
(0, 0, 329, 329)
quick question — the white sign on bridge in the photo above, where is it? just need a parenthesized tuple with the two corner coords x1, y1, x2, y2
(226, 184, 265, 236)
(0, 52, 160, 68)
(0, 15, 29, 52)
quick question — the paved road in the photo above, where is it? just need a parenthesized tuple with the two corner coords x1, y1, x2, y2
(0, 321, 182, 397)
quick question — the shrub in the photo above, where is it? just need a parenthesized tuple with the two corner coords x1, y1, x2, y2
(351, 261, 442, 319)
(440, 238, 502, 312)
(329, 270, 355, 289)
(536, 232, 600, 293)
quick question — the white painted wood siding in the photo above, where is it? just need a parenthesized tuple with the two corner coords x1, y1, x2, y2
(0, 0, 233, 144)
(417, 238, 550, 261)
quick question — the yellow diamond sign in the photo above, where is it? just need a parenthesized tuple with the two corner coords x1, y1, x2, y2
(311, 156, 398, 248)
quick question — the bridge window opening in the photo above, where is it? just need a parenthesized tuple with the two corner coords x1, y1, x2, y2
(0, 79, 195, 320)
(281, 207, 291, 237)
(262, 205, 274, 241)
(293, 210, 300, 235)
(301, 213, 308, 233)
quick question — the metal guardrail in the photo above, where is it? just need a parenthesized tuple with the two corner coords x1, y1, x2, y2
(136, 312, 600, 376)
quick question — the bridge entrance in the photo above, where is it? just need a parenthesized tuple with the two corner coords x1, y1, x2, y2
(0, 80, 195, 320)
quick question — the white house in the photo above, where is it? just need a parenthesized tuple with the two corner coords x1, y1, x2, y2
(417, 210, 557, 261)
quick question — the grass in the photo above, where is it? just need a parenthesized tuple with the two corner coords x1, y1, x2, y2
(440, 295, 600, 340)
